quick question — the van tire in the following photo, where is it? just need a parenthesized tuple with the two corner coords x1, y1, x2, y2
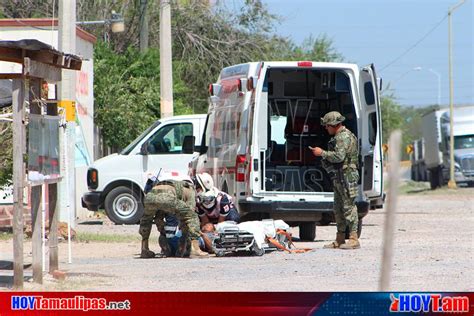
(345, 219, 362, 239)
(299, 222, 316, 241)
(104, 186, 144, 224)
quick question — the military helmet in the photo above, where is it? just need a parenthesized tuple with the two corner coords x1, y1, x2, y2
(321, 111, 345, 126)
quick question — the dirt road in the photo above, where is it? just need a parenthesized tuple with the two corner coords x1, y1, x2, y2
(1, 187, 473, 291)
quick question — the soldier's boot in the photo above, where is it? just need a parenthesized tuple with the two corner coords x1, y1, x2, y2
(140, 239, 156, 258)
(158, 235, 173, 257)
(175, 237, 190, 258)
(189, 240, 208, 258)
(323, 232, 346, 249)
(339, 232, 360, 250)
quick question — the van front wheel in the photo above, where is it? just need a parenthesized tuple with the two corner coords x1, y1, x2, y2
(299, 222, 316, 241)
(104, 186, 144, 224)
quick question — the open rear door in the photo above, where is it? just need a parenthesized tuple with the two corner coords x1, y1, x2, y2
(359, 64, 383, 199)
(251, 64, 268, 195)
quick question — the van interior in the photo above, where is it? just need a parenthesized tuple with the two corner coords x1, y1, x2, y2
(262, 68, 358, 193)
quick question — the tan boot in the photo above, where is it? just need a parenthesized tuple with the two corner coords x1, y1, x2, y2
(189, 240, 209, 258)
(140, 239, 156, 258)
(339, 232, 360, 249)
(323, 232, 346, 249)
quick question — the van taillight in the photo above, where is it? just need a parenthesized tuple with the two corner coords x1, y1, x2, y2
(298, 61, 313, 67)
(208, 84, 213, 95)
(87, 168, 98, 190)
(236, 155, 247, 182)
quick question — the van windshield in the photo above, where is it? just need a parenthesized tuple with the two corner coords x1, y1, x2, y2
(120, 120, 161, 155)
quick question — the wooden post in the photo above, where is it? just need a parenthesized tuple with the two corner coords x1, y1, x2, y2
(31, 186, 42, 283)
(29, 78, 43, 283)
(12, 78, 27, 289)
(379, 130, 402, 291)
(47, 98, 59, 273)
(48, 183, 59, 273)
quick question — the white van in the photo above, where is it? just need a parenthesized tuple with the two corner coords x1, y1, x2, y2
(82, 114, 207, 224)
(188, 61, 384, 240)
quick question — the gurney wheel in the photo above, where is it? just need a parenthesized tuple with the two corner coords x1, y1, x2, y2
(253, 246, 265, 257)
(215, 250, 226, 257)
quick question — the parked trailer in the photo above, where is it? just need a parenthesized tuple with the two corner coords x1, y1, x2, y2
(411, 106, 474, 189)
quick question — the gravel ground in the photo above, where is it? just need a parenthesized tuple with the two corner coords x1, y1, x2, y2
(1, 187, 473, 291)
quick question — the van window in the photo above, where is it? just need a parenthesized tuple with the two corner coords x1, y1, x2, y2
(121, 120, 161, 155)
(368, 112, 377, 145)
(364, 82, 375, 105)
(147, 123, 193, 154)
(270, 116, 286, 144)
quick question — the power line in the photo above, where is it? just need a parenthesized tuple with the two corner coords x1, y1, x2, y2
(379, 14, 448, 73)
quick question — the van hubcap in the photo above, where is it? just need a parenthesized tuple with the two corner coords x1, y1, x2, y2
(114, 194, 137, 219)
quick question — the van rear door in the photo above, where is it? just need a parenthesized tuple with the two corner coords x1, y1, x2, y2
(359, 64, 383, 198)
(251, 63, 269, 195)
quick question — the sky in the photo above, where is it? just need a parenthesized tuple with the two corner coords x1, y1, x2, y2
(230, 0, 473, 107)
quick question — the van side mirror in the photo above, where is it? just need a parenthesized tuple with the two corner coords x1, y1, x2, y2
(140, 141, 149, 155)
(182, 135, 195, 154)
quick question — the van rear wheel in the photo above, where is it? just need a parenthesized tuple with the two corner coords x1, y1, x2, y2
(104, 186, 144, 224)
(299, 222, 316, 241)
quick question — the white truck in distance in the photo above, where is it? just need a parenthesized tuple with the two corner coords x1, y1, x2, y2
(82, 114, 207, 224)
(186, 61, 384, 241)
(411, 105, 474, 189)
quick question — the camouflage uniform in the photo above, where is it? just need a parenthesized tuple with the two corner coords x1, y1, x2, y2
(322, 126, 359, 234)
(139, 180, 201, 258)
(320, 112, 359, 239)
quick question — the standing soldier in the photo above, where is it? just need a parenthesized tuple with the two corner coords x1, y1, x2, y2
(139, 173, 208, 258)
(310, 111, 360, 249)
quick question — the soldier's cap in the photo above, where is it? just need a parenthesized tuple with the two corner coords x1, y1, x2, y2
(321, 111, 345, 126)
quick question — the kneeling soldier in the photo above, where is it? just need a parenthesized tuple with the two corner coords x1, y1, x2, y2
(139, 176, 208, 258)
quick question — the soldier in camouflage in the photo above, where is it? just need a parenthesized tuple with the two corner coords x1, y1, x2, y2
(139, 179, 208, 258)
(310, 111, 360, 249)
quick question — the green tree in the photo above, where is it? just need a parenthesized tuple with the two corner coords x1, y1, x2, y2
(94, 42, 193, 150)
(291, 34, 343, 62)
(380, 93, 403, 145)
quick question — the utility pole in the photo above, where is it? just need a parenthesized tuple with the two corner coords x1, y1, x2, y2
(139, 0, 149, 52)
(58, 0, 77, 239)
(12, 79, 27, 289)
(160, 0, 174, 118)
(447, 0, 466, 189)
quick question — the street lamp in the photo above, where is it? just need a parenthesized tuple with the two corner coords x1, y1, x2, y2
(76, 11, 125, 33)
(447, 0, 466, 189)
(413, 67, 441, 105)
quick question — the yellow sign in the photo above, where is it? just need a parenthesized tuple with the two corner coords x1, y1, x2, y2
(406, 144, 414, 155)
(58, 100, 76, 122)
